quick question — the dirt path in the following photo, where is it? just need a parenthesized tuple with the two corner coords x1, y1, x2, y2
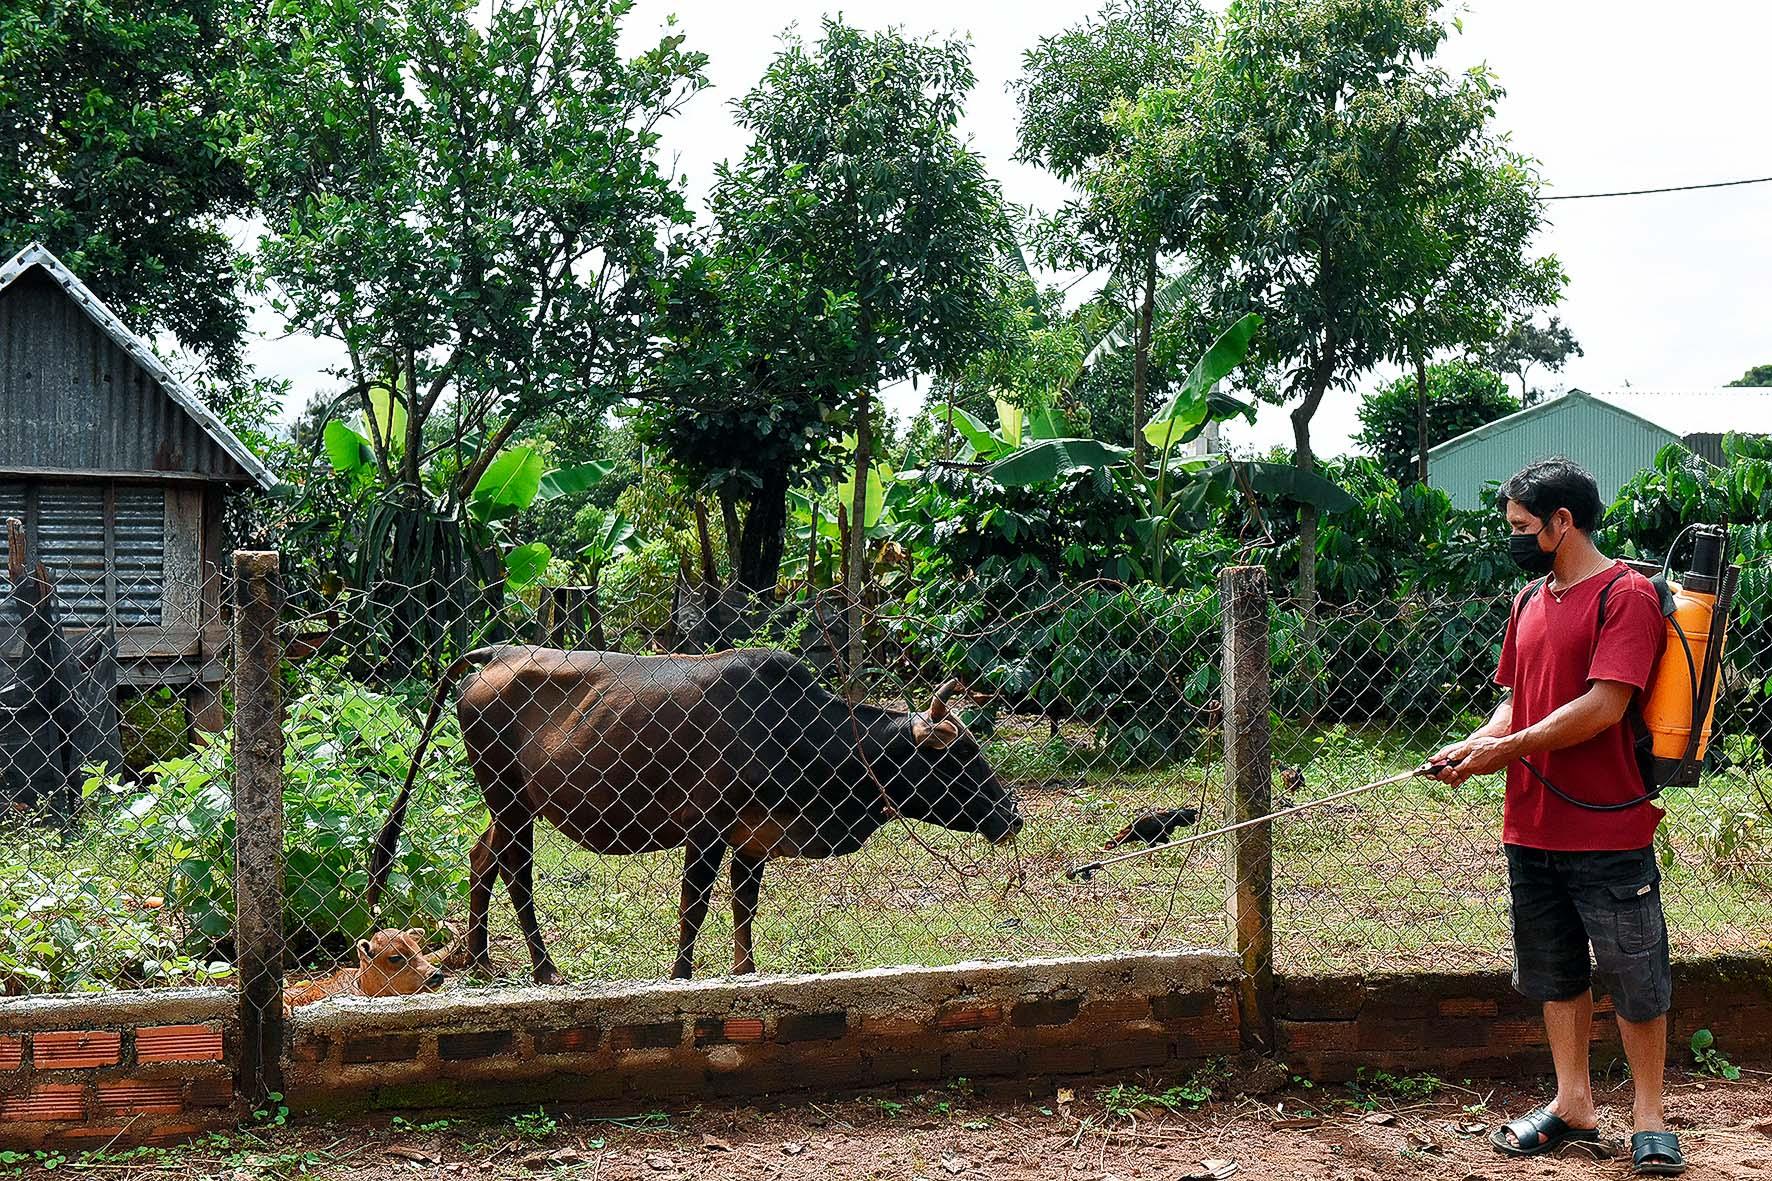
(16, 1070, 1771, 1179)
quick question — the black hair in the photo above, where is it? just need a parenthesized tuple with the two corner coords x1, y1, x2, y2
(1496, 457, 1604, 532)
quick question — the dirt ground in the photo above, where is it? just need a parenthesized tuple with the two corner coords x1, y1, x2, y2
(16, 1067, 1772, 1180)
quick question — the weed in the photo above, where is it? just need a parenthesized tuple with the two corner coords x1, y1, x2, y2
(1098, 1077, 1213, 1118)
(876, 1098, 907, 1118)
(512, 1107, 559, 1140)
(1691, 1029, 1742, 1080)
(1346, 1068, 1443, 1108)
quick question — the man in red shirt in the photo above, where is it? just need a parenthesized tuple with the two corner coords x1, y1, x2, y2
(1435, 458, 1683, 1175)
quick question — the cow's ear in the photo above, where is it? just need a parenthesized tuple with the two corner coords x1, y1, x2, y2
(356, 939, 373, 965)
(912, 714, 961, 749)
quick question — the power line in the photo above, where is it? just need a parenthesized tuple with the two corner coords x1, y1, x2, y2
(1541, 174, 1772, 201)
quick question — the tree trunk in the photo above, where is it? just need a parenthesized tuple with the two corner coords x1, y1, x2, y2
(1414, 352, 1430, 486)
(719, 494, 743, 573)
(1290, 346, 1337, 622)
(735, 468, 790, 596)
(1131, 247, 1158, 468)
(843, 391, 873, 702)
(692, 499, 718, 589)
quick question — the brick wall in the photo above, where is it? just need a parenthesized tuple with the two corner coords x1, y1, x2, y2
(284, 950, 1243, 1115)
(1277, 955, 1772, 1081)
(0, 989, 239, 1148)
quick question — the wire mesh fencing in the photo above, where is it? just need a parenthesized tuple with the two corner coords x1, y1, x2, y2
(4, 544, 1770, 1001)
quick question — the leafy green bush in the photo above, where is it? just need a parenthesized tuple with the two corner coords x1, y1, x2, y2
(95, 664, 486, 955)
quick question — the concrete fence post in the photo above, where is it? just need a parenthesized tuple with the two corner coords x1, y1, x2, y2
(232, 550, 285, 1105)
(1219, 565, 1274, 1053)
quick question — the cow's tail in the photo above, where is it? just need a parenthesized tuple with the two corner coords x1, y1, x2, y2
(366, 647, 499, 912)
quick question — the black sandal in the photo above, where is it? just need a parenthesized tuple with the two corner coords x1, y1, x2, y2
(1631, 1131, 1686, 1176)
(1490, 1106, 1601, 1157)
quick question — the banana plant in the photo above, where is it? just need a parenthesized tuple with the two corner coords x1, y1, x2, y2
(981, 315, 1354, 586)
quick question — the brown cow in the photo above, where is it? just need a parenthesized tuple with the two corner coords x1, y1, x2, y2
(282, 928, 445, 1012)
(366, 646, 1022, 983)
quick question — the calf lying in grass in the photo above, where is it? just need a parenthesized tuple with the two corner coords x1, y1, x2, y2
(283, 928, 445, 1013)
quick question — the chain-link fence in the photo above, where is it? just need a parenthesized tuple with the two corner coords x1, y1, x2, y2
(4, 545, 1770, 1003)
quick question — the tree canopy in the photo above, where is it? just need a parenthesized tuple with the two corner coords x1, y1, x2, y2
(1355, 361, 1520, 483)
(1481, 314, 1582, 404)
(1727, 364, 1772, 388)
(0, 0, 255, 373)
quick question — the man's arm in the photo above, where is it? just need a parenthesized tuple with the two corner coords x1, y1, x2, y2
(1431, 694, 1512, 777)
(1436, 680, 1634, 787)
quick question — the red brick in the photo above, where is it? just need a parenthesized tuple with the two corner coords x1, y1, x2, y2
(341, 1033, 420, 1064)
(32, 1031, 121, 1070)
(438, 1030, 512, 1060)
(936, 1005, 1002, 1033)
(1438, 998, 1499, 1019)
(0, 1038, 20, 1071)
(1096, 1037, 1169, 1071)
(693, 1018, 765, 1046)
(724, 1018, 765, 1043)
(141, 1123, 209, 1147)
(1, 1084, 87, 1122)
(535, 1026, 601, 1055)
(1150, 991, 1214, 1021)
(1488, 1020, 1547, 1051)
(186, 1077, 235, 1108)
(95, 1080, 185, 1116)
(1278, 1020, 1358, 1054)
(1024, 1044, 1097, 1075)
(941, 1045, 1024, 1078)
(289, 1034, 331, 1064)
(610, 1022, 682, 1051)
(778, 1012, 847, 1042)
(136, 1025, 224, 1063)
(1011, 998, 1081, 1028)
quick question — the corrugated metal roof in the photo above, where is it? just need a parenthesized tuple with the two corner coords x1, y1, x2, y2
(1423, 390, 1685, 510)
(0, 243, 275, 490)
(1579, 388, 1772, 438)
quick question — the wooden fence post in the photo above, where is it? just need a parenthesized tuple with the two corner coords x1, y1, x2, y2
(1220, 565, 1274, 1053)
(232, 550, 285, 1106)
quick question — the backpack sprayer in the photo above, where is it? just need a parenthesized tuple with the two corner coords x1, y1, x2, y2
(1064, 525, 1739, 882)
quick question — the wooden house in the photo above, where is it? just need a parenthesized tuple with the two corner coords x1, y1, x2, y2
(0, 243, 274, 740)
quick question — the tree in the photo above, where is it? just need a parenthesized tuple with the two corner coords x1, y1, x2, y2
(1188, 0, 1536, 613)
(1481, 314, 1582, 404)
(239, 0, 706, 590)
(714, 19, 1004, 690)
(1390, 107, 1561, 482)
(1726, 364, 1772, 388)
(1012, 0, 1210, 467)
(1354, 361, 1519, 483)
(0, 0, 255, 373)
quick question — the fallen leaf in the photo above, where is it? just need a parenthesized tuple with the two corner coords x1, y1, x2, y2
(1455, 1121, 1487, 1135)
(941, 1155, 968, 1174)
(521, 1148, 592, 1170)
(781, 1142, 807, 1156)
(1362, 1111, 1396, 1126)
(1056, 1087, 1075, 1105)
(701, 1135, 733, 1152)
(1272, 1117, 1322, 1130)
(645, 1154, 674, 1172)
(383, 1146, 439, 1166)
(1405, 1132, 1443, 1154)
(1203, 1160, 1238, 1180)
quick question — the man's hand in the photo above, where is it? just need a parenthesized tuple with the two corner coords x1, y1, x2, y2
(1435, 734, 1518, 786)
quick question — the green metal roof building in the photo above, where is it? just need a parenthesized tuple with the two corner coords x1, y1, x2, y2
(1424, 389, 1686, 510)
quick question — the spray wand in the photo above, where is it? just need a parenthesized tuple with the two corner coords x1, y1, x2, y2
(1064, 757, 1461, 882)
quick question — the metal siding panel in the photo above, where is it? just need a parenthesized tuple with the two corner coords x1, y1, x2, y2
(35, 483, 107, 622)
(1426, 400, 1681, 511)
(113, 485, 165, 625)
(0, 269, 245, 479)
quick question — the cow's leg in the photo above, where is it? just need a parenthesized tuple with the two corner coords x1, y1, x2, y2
(730, 849, 767, 976)
(672, 836, 727, 981)
(447, 822, 499, 973)
(497, 816, 564, 986)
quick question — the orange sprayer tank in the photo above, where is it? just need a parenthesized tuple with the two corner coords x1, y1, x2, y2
(1640, 526, 1731, 787)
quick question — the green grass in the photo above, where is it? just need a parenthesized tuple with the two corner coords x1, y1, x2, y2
(3, 716, 1769, 992)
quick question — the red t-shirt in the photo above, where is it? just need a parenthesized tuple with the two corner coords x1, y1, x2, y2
(1494, 560, 1666, 850)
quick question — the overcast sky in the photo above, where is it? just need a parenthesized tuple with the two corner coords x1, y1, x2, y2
(243, 0, 1772, 456)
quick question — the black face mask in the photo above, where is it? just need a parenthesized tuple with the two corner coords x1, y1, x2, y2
(1508, 524, 1562, 575)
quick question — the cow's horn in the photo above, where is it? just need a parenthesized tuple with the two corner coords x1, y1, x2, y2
(928, 678, 965, 722)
